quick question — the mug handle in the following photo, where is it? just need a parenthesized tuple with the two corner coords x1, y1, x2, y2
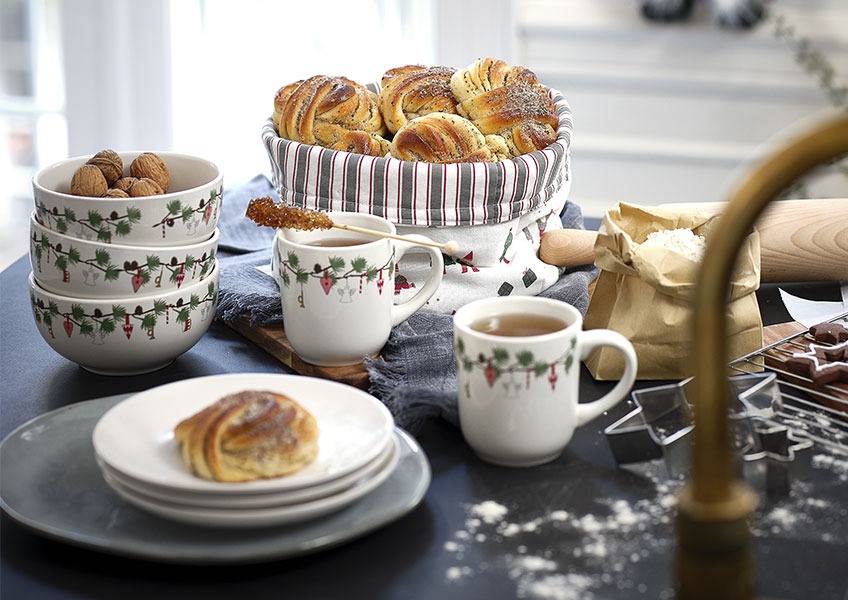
(575, 329, 638, 426)
(390, 235, 445, 326)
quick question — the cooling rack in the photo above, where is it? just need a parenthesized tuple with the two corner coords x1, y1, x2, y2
(729, 311, 848, 452)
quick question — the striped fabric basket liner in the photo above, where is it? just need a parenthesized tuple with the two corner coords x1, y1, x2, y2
(262, 87, 576, 313)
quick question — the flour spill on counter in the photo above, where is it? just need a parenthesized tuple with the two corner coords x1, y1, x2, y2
(441, 465, 679, 599)
(812, 453, 848, 479)
(442, 441, 848, 598)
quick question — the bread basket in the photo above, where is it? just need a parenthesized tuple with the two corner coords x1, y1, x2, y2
(262, 85, 574, 312)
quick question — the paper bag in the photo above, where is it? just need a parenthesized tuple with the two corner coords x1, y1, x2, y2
(584, 202, 763, 380)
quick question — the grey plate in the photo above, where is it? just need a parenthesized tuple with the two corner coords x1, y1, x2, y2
(0, 395, 431, 565)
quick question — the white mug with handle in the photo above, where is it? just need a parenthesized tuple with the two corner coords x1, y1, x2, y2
(276, 212, 443, 366)
(453, 295, 637, 467)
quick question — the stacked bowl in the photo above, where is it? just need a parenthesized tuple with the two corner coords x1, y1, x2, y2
(27, 151, 224, 375)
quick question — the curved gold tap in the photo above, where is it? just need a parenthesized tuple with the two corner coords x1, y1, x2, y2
(676, 110, 848, 600)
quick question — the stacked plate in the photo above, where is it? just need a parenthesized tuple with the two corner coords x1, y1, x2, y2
(91, 374, 398, 528)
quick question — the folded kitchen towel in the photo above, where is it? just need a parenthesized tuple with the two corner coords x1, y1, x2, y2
(215, 175, 597, 432)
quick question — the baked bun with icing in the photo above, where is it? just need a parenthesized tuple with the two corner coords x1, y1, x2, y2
(174, 390, 319, 482)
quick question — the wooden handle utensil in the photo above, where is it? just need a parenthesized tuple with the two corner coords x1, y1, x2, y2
(246, 196, 460, 255)
(539, 199, 848, 282)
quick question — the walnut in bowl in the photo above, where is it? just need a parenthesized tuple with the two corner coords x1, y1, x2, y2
(33, 151, 223, 247)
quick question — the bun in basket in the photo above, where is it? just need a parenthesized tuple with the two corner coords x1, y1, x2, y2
(451, 58, 559, 158)
(275, 75, 389, 157)
(389, 112, 496, 163)
(379, 65, 458, 134)
(270, 58, 561, 162)
(174, 390, 319, 482)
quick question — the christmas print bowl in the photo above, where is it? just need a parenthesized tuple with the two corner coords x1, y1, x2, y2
(29, 213, 219, 299)
(32, 151, 223, 247)
(28, 260, 219, 376)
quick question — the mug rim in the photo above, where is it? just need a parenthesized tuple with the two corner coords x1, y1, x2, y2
(275, 211, 396, 250)
(453, 296, 581, 341)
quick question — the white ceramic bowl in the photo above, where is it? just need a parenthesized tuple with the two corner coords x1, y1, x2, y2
(29, 213, 219, 299)
(28, 261, 219, 375)
(32, 151, 223, 247)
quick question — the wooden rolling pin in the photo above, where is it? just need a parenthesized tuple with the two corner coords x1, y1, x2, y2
(539, 199, 848, 282)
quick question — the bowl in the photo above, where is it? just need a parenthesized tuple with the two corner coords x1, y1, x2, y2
(28, 260, 219, 375)
(32, 151, 223, 247)
(29, 213, 219, 299)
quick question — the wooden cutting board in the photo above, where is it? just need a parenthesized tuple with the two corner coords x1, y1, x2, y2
(223, 315, 371, 389)
(762, 321, 806, 345)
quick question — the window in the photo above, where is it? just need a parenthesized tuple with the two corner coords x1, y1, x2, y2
(0, 0, 446, 269)
(169, 0, 437, 188)
(0, 0, 65, 269)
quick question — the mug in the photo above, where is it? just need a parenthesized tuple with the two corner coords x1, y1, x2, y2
(275, 212, 444, 366)
(453, 296, 638, 467)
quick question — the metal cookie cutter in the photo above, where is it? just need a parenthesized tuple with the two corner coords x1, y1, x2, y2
(742, 422, 814, 500)
(604, 372, 789, 479)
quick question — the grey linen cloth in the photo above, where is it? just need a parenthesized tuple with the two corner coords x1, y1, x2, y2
(215, 175, 597, 433)
(215, 175, 285, 327)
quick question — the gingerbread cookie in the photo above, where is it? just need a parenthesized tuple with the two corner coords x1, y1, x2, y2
(785, 341, 848, 386)
(809, 322, 848, 344)
(816, 340, 848, 362)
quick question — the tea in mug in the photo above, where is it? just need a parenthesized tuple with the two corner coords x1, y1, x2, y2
(306, 238, 370, 247)
(469, 313, 568, 337)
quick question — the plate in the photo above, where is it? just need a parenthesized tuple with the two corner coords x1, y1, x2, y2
(94, 433, 396, 509)
(101, 434, 400, 527)
(98, 440, 400, 528)
(0, 395, 430, 564)
(92, 374, 394, 494)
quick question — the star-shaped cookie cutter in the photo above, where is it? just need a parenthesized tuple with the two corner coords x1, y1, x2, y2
(741, 422, 814, 500)
(604, 372, 801, 480)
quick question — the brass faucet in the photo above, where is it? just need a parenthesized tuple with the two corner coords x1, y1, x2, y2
(676, 110, 848, 599)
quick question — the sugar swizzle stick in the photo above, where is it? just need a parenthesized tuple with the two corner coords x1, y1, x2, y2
(245, 197, 460, 256)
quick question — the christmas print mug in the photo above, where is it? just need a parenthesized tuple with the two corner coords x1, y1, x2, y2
(453, 296, 637, 467)
(274, 212, 444, 366)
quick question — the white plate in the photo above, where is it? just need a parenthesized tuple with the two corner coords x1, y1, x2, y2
(102, 433, 402, 528)
(96, 434, 397, 509)
(92, 374, 394, 495)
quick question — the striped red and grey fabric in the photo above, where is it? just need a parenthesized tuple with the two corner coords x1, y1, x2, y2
(262, 88, 573, 228)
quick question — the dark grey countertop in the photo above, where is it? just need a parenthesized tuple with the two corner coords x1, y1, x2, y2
(2, 253, 847, 600)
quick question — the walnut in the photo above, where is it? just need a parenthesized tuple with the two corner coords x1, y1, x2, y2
(103, 188, 129, 198)
(70, 164, 108, 197)
(130, 152, 170, 193)
(87, 149, 123, 185)
(113, 177, 139, 193)
(128, 177, 164, 197)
